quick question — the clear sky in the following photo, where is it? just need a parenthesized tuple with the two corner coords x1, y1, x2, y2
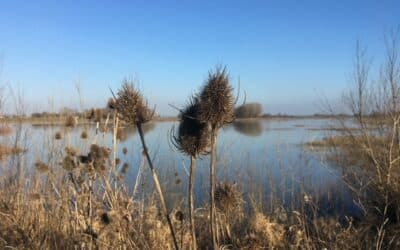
(0, 1, 399, 115)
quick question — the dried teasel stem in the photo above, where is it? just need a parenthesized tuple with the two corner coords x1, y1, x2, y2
(210, 128, 218, 249)
(113, 81, 178, 249)
(111, 113, 119, 180)
(171, 97, 210, 250)
(189, 156, 197, 250)
(198, 66, 234, 249)
(137, 122, 179, 250)
(132, 152, 146, 198)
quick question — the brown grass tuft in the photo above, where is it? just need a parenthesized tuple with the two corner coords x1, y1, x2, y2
(0, 145, 24, 160)
(0, 126, 12, 136)
(250, 211, 286, 248)
(215, 182, 244, 216)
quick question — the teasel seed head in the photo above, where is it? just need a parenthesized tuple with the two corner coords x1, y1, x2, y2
(55, 132, 62, 140)
(198, 65, 235, 129)
(114, 80, 154, 125)
(175, 210, 184, 222)
(121, 163, 129, 175)
(65, 147, 77, 156)
(88, 144, 111, 172)
(81, 130, 88, 139)
(107, 98, 116, 110)
(101, 212, 112, 225)
(172, 97, 210, 157)
(61, 155, 77, 171)
(35, 161, 49, 173)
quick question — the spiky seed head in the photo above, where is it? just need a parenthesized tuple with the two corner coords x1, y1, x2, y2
(172, 97, 210, 157)
(114, 80, 154, 125)
(55, 132, 62, 140)
(121, 163, 129, 174)
(81, 130, 88, 139)
(35, 161, 49, 173)
(61, 155, 77, 171)
(65, 147, 77, 156)
(101, 212, 112, 225)
(198, 66, 235, 128)
(79, 154, 92, 164)
(89, 144, 111, 172)
(175, 210, 184, 222)
(107, 98, 116, 110)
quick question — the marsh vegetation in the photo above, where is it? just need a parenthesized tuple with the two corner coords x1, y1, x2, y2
(0, 31, 400, 249)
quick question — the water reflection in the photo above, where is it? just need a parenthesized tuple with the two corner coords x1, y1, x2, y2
(5, 119, 360, 218)
(233, 120, 263, 137)
(117, 122, 156, 142)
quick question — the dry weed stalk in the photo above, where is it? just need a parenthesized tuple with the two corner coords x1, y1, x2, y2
(198, 65, 234, 249)
(172, 96, 210, 249)
(113, 80, 179, 249)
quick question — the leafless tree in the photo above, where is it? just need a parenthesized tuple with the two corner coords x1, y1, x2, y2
(337, 29, 400, 249)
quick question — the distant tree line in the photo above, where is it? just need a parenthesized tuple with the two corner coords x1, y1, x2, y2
(234, 103, 263, 118)
(30, 107, 109, 121)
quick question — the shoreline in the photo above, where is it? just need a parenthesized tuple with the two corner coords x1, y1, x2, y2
(0, 115, 349, 125)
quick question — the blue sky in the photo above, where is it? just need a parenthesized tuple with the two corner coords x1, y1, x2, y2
(0, 1, 399, 115)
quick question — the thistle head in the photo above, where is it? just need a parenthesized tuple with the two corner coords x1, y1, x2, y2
(81, 130, 88, 139)
(89, 144, 111, 172)
(54, 132, 62, 140)
(120, 163, 129, 175)
(35, 161, 49, 173)
(114, 80, 154, 125)
(198, 66, 235, 129)
(107, 98, 116, 110)
(172, 97, 210, 157)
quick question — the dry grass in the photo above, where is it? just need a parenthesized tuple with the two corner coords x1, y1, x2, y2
(0, 126, 12, 136)
(0, 145, 24, 160)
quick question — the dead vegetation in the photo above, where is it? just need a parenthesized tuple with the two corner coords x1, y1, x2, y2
(1, 49, 400, 249)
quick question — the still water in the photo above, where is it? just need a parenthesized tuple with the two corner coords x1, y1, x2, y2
(2, 118, 359, 218)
